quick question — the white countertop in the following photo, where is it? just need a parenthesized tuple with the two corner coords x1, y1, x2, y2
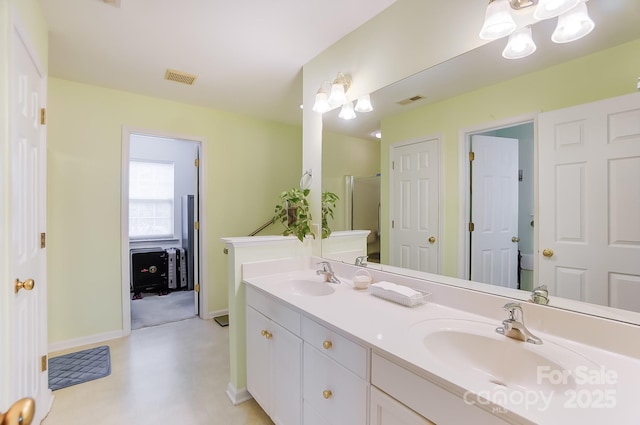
(242, 263, 640, 425)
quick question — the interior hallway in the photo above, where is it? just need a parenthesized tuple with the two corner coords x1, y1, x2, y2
(43, 318, 273, 425)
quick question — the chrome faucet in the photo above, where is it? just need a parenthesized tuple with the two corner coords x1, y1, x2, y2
(529, 285, 549, 305)
(496, 302, 542, 345)
(355, 256, 368, 267)
(316, 261, 340, 283)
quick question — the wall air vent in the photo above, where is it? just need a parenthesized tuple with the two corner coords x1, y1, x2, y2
(397, 95, 425, 105)
(165, 69, 198, 86)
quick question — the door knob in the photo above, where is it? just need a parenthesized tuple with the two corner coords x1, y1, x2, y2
(512, 237, 520, 243)
(322, 390, 332, 399)
(542, 249, 554, 258)
(14, 278, 35, 294)
(428, 236, 436, 244)
(0, 397, 35, 425)
(322, 340, 333, 350)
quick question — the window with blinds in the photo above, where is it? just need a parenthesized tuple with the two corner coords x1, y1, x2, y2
(129, 160, 175, 239)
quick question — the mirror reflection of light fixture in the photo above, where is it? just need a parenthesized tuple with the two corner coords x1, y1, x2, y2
(551, 2, 594, 43)
(480, 0, 594, 59)
(534, 0, 580, 20)
(502, 26, 537, 59)
(338, 101, 357, 120)
(479, 0, 517, 40)
(354, 94, 373, 113)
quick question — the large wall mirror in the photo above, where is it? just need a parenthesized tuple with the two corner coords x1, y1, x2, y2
(320, 1, 640, 324)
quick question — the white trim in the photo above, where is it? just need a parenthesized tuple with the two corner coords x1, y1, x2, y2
(207, 308, 229, 320)
(225, 382, 253, 405)
(47, 330, 125, 354)
(325, 230, 371, 239)
(221, 235, 307, 248)
(388, 134, 444, 274)
(121, 127, 209, 332)
(457, 112, 538, 280)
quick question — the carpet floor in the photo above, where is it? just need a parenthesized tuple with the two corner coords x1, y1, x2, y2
(131, 290, 195, 329)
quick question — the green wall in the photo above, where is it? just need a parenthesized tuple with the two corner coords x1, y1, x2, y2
(47, 78, 301, 344)
(381, 38, 640, 276)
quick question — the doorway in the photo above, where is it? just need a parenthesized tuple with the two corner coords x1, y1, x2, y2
(121, 129, 206, 334)
(460, 117, 535, 291)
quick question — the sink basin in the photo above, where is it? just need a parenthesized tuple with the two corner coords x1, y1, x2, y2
(285, 279, 335, 296)
(410, 319, 594, 393)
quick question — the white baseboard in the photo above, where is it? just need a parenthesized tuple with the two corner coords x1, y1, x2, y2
(226, 382, 252, 405)
(208, 308, 229, 320)
(48, 329, 125, 354)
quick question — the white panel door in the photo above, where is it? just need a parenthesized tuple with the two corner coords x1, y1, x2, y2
(6, 25, 51, 420)
(539, 92, 640, 311)
(390, 138, 440, 273)
(470, 135, 519, 288)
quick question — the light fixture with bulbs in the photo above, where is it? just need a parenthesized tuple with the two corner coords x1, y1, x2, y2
(480, 0, 595, 60)
(312, 72, 374, 119)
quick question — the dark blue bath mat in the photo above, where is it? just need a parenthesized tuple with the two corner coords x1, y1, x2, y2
(48, 345, 111, 390)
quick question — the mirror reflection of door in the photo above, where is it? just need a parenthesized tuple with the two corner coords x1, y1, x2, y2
(539, 93, 640, 311)
(470, 135, 519, 288)
(389, 138, 440, 273)
(467, 123, 535, 290)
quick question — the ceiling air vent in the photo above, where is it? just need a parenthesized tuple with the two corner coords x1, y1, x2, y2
(397, 95, 425, 106)
(101, 0, 122, 7)
(165, 69, 197, 86)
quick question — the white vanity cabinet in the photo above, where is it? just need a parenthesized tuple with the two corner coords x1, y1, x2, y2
(245, 286, 302, 425)
(301, 315, 369, 425)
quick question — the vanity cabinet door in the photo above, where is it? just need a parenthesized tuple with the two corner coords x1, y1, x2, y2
(270, 320, 302, 425)
(246, 306, 270, 411)
(370, 386, 435, 425)
(246, 305, 302, 425)
(303, 343, 368, 425)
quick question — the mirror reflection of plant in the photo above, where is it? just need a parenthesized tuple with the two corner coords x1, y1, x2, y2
(273, 188, 313, 242)
(321, 191, 339, 239)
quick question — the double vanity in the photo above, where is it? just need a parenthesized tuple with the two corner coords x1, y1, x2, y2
(240, 255, 640, 425)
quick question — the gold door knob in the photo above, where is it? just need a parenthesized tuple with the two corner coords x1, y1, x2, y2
(512, 237, 520, 243)
(322, 340, 333, 350)
(542, 249, 554, 258)
(0, 397, 35, 425)
(14, 278, 35, 294)
(428, 236, 436, 244)
(322, 390, 332, 399)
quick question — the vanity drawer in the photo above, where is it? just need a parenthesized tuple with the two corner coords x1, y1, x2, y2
(245, 284, 300, 335)
(303, 343, 369, 425)
(302, 315, 368, 379)
(372, 352, 511, 425)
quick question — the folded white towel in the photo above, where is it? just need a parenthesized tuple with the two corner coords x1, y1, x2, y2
(371, 281, 422, 299)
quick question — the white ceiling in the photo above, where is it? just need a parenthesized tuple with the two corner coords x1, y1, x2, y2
(39, 0, 640, 137)
(324, 0, 640, 140)
(39, 0, 398, 126)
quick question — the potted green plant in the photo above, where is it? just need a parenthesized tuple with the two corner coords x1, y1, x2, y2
(321, 191, 339, 239)
(273, 187, 314, 242)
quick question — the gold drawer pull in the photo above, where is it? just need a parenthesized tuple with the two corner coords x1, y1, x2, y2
(322, 340, 333, 350)
(260, 330, 272, 339)
(322, 390, 332, 399)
